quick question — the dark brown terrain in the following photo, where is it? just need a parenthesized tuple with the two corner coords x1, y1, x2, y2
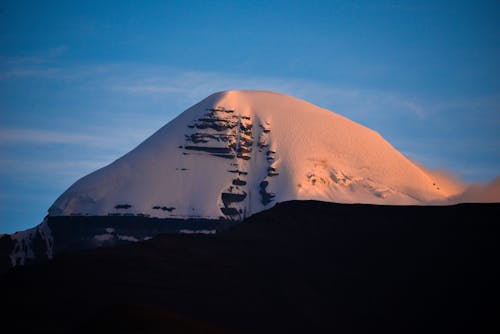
(1, 201, 499, 333)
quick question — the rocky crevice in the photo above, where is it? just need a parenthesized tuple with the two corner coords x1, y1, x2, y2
(256, 121, 277, 205)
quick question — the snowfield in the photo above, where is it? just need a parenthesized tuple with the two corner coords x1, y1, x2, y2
(48, 90, 461, 221)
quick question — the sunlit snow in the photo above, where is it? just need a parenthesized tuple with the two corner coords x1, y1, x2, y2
(48, 90, 461, 222)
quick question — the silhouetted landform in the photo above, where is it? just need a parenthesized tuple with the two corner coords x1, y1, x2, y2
(69, 304, 236, 334)
(0, 215, 231, 273)
(1, 201, 498, 334)
(0, 235, 14, 272)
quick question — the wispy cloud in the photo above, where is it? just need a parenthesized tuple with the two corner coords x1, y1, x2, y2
(0, 159, 110, 176)
(1, 59, 498, 185)
(0, 125, 153, 149)
(0, 56, 430, 118)
(0, 158, 108, 177)
(0, 46, 68, 65)
(0, 46, 69, 80)
(108, 68, 429, 119)
(0, 128, 108, 146)
(0, 67, 62, 80)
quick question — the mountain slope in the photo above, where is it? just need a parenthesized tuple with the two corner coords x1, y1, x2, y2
(49, 90, 457, 222)
(2, 90, 468, 269)
(2, 201, 498, 334)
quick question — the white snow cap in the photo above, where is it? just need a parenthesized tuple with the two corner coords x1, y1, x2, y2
(49, 90, 461, 220)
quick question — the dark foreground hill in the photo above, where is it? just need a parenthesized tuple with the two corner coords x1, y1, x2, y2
(1, 201, 499, 334)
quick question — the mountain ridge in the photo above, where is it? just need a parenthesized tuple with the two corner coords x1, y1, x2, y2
(2, 200, 498, 333)
(2, 90, 488, 270)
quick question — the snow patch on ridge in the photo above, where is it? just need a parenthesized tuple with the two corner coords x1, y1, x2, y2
(179, 229, 216, 235)
(94, 230, 151, 244)
(117, 235, 139, 242)
(9, 218, 54, 266)
(94, 233, 114, 242)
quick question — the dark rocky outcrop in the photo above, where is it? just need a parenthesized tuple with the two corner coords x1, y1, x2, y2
(221, 192, 247, 207)
(183, 146, 232, 154)
(114, 204, 132, 209)
(259, 181, 275, 205)
(232, 178, 246, 186)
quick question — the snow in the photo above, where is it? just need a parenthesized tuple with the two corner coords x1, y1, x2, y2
(9, 218, 53, 266)
(48, 90, 462, 221)
(94, 233, 114, 242)
(117, 235, 140, 242)
(38, 218, 54, 259)
(179, 229, 216, 235)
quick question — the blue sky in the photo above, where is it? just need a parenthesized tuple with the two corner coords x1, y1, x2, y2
(1, 0, 499, 233)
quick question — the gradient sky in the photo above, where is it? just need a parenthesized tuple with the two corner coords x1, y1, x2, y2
(1, 0, 499, 233)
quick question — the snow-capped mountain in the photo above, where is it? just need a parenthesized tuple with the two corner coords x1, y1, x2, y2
(50, 90, 456, 218)
(1, 90, 460, 270)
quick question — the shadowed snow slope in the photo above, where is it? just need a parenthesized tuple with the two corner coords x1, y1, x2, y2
(49, 90, 459, 220)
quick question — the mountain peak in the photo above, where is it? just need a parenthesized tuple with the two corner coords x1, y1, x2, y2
(49, 91, 458, 220)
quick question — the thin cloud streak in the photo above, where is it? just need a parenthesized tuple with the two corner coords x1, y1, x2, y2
(0, 67, 63, 80)
(5, 59, 496, 122)
(0, 127, 150, 149)
(0, 158, 111, 191)
(0, 128, 98, 145)
(1, 60, 498, 184)
(0, 58, 430, 119)
(109, 68, 429, 119)
(0, 158, 109, 173)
